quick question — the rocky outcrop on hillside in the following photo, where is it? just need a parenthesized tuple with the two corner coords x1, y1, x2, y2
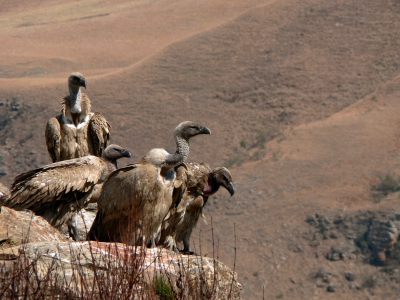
(306, 211, 400, 266)
(302, 210, 400, 294)
(0, 207, 242, 299)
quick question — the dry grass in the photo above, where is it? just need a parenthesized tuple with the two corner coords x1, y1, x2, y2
(0, 224, 238, 299)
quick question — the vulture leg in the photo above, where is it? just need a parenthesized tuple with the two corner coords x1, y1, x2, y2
(68, 213, 80, 241)
(181, 232, 196, 255)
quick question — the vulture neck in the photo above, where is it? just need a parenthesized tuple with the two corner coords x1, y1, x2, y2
(203, 175, 220, 195)
(104, 159, 118, 173)
(164, 133, 189, 167)
(68, 85, 82, 115)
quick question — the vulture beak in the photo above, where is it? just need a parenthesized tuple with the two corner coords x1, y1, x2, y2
(122, 149, 132, 158)
(80, 79, 87, 89)
(227, 182, 235, 196)
(199, 126, 211, 135)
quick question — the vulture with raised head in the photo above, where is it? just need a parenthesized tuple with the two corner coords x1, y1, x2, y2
(88, 121, 211, 247)
(4, 144, 131, 240)
(159, 162, 235, 253)
(45, 72, 111, 163)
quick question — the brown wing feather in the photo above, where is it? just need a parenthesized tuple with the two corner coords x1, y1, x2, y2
(88, 112, 111, 157)
(45, 117, 61, 163)
(5, 156, 106, 211)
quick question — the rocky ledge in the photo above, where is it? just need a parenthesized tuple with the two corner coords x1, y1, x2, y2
(0, 207, 242, 299)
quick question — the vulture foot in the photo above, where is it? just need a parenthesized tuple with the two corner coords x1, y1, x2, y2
(67, 215, 80, 241)
(180, 249, 197, 256)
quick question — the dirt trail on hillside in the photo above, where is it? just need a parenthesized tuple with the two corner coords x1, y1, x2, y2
(0, 0, 270, 87)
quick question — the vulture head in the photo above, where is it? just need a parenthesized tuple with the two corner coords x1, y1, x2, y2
(164, 121, 211, 167)
(69, 72, 87, 89)
(102, 144, 132, 171)
(207, 167, 235, 196)
(68, 72, 87, 114)
(174, 121, 211, 141)
(102, 144, 132, 161)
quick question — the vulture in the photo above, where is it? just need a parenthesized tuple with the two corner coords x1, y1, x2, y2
(88, 121, 211, 247)
(3, 144, 131, 240)
(158, 162, 235, 253)
(45, 72, 111, 163)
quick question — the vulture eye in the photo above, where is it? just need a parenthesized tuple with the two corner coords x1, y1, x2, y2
(113, 148, 120, 152)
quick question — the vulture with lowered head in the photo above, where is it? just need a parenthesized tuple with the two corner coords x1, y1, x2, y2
(45, 72, 111, 163)
(88, 121, 211, 247)
(158, 162, 235, 253)
(3, 144, 131, 240)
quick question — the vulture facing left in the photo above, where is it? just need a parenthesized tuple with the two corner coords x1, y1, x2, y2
(158, 162, 235, 253)
(88, 121, 211, 247)
(3, 144, 131, 240)
(45, 72, 111, 163)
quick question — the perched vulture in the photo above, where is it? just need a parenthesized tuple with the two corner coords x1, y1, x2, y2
(3, 144, 131, 240)
(88, 121, 211, 247)
(45, 72, 111, 163)
(158, 162, 235, 253)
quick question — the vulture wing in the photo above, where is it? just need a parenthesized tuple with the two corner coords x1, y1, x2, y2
(45, 116, 62, 163)
(5, 156, 107, 212)
(89, 162, 188, 246)
(88, 112, 111, 157)
(159, 162, 208, 250)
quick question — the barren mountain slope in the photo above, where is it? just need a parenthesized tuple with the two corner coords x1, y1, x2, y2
(1, 0, 399, 187)
(1, 0, 400, 299)
(194, 77, 400, 299)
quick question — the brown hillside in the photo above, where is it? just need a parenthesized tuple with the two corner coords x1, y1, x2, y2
(1, 0, 400, 298)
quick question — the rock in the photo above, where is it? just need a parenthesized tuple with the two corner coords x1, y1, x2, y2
(333, 216, 344, 225)
(329, 232, 338, 239)
(85, 203, 98, 211)
(315, 267, 329, 278)
(0, 167, 8, 176)
(344, 272, 356, 281)
(0, 207, 67, 244)
(0, 242, 242, 299)
(365, 219, 400, 264)
(326, 247, 344, 261)
(306, 216, 316, 225)
(349, 283, 361, 290)
(326, 244, 358, 261)
(0, 207, 242, 299)
(326, 285, 335, 292)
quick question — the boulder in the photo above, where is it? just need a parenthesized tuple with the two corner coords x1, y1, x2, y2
(366, 219, 400, 264)
(0, 206, 67, 245)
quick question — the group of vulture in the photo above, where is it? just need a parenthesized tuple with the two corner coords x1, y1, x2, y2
(0, 72, 235, 253)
